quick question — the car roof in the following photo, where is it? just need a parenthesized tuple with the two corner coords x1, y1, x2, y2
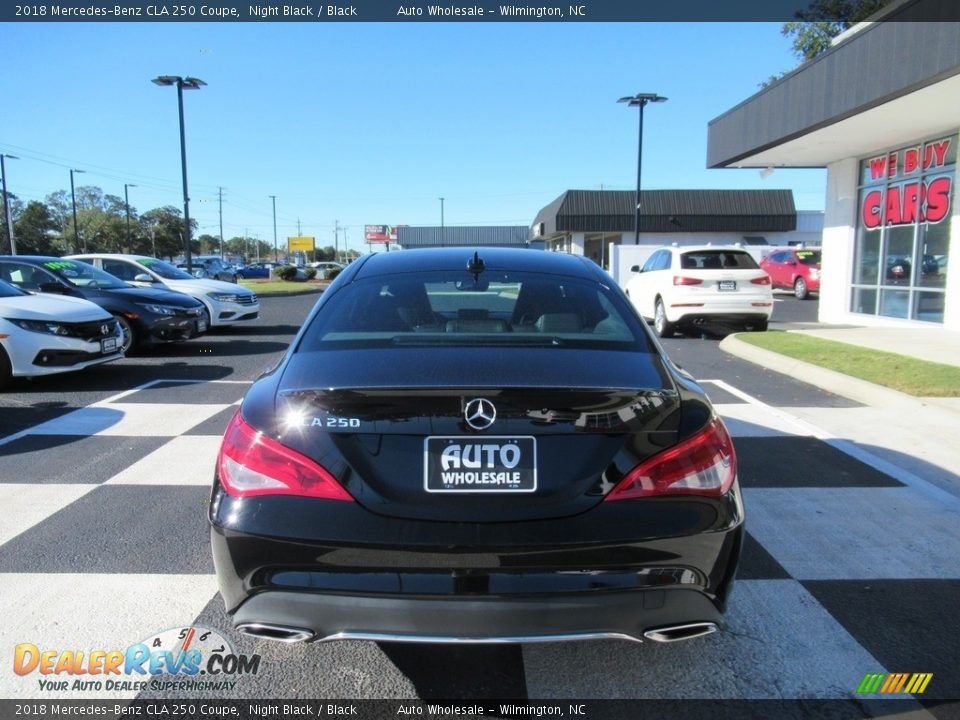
(352, 247, 597, 280)
(0, 255, 84, 263)
(652, 245, 754, 254)
(66, 253, 153, 260)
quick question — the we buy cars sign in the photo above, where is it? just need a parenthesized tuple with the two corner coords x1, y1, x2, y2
(860, 137, 954, 229)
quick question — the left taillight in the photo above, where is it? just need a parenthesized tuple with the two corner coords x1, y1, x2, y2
(750, 275, 772, 285)
(217, 411, 353, 501)
(605, 417, 736, 501)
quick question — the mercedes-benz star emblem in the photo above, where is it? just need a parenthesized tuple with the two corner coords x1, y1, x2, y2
(464, 398, 496, 431)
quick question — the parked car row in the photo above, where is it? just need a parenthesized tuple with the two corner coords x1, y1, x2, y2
(0, 253, 260, 389)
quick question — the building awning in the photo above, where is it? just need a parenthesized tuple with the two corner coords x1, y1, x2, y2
(706, 0, 960, 169)
(532, 189, 797, 235)
(397, 226, 530, 248)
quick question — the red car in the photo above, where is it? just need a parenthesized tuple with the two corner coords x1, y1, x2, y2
(760, 248, 822, 300)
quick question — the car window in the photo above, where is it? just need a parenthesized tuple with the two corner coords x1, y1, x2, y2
(41, 260, 129, 289)
(0, 262, 56, 292)
(795, 250, 821, 266)
(767, 252, 785, 263)
(653, 251, 672, 271)
(299, 270, 650, 351)
(137, 258, 194, 280)
(640, 251, 661, 273)
(680, 250, 759, 270)
(102, 259, 138, 281)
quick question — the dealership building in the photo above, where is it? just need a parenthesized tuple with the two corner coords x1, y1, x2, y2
(531, 189, 823, 285)
(707, 0, 959, 329)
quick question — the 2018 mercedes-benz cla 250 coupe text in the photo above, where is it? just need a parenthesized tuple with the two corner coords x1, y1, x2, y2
(210, 248, 743, 645)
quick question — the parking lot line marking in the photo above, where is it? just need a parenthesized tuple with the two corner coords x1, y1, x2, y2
(704, 379, 960, 513)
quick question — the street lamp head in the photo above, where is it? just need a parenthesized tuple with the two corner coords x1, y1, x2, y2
(618, 93, 669, 107)
(71, 168, 86, 175)
(152, 76, 206, 90)
(1, 154, 19, 161)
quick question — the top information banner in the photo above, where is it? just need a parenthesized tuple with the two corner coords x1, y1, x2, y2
(5, 0, 959, 22)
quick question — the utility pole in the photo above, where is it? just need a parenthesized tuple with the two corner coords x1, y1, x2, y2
(270, 195, 278, 263)
(0, 154, 17, 255)
(218, 187, 224, 259)
(124, 183, 137, 253)
(333, 220, 339, 263)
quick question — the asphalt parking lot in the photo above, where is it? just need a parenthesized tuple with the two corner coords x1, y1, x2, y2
(1, 292, 958, 716)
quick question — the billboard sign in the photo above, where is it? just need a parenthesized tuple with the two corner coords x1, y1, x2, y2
(364, 225, 397, 243)
(288, 236, 316, 252)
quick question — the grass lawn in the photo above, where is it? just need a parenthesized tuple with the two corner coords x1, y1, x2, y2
(238, 279, 326, 295)
(736, 331, 960, 397)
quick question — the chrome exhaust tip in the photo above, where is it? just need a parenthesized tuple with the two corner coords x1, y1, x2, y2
(643, 622, 718, 643)
(236, 622, 315, 643)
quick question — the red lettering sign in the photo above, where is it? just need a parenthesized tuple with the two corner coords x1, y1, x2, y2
(860, 176, 953, 228)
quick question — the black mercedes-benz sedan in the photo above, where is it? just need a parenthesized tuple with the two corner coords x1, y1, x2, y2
(210, 248, 743, 645)
(0, 256, 207, 353)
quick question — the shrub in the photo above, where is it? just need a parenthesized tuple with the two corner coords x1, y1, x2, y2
(326, 266, 343, 281)
(278, 265, 298, 281)
(304, 267, 318, 281)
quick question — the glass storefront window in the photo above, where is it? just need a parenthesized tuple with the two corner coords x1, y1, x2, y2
(852, 134, 955, 323)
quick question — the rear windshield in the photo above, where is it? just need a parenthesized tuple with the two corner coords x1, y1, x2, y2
(680, 250, 759, 270)
(298, 270, 651, 351)
(795, 250, 821, 265)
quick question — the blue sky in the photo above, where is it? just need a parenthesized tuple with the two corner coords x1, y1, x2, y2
(3, 22, 826, 252)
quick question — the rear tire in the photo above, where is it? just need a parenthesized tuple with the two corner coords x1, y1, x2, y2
(794, 277, 809, 300)
(0, 347, 12, 390)
(653, 298, 676, 338)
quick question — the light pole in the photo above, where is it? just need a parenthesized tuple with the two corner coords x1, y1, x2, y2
(617, 92, 667, 245)
(70, 168, 86, 252)
(1, 154, 17, 255)
(439, 197, 445, 248)
(270, 195, 278, 263)
(124, 183, 137, 252)
(152, 75, 205, 273)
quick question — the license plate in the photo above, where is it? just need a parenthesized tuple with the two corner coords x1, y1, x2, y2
(197, 319, 208, 332)
(424, 436, 537, 493)
(718, 280, 738, 292)
(101, 337, 118, 353)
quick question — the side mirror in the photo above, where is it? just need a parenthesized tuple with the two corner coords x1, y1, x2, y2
(630, 265, 641, 273)
(133, 273, 155, 283)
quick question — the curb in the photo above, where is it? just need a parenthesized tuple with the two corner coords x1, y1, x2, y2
(719, 333, 960, 420)
(246, 286, 325, 298)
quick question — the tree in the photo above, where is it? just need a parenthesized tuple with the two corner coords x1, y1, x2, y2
(197, 233, 221, 255)
(140, 206, 198, 259)
(13, 201, 63, 255)
(782, 0, 891, 62)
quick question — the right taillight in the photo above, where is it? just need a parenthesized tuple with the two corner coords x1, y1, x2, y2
(217, 411, 353, 501)
(673, 276, 703, 286)
(605, 417, 736, 500)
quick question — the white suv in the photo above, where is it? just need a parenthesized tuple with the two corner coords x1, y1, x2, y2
(623, 245, 773, 337)
(66, 254, 260, 328)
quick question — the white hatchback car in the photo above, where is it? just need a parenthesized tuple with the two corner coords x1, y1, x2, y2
(0, 278, 123, 388)
(624, 245, 773, 337)
(66, 254, 260, 328)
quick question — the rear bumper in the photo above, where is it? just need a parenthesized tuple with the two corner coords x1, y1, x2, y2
(209, 480, 744, 643)
(677, 313, 770, 333)
(230, 587, 724, 644)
